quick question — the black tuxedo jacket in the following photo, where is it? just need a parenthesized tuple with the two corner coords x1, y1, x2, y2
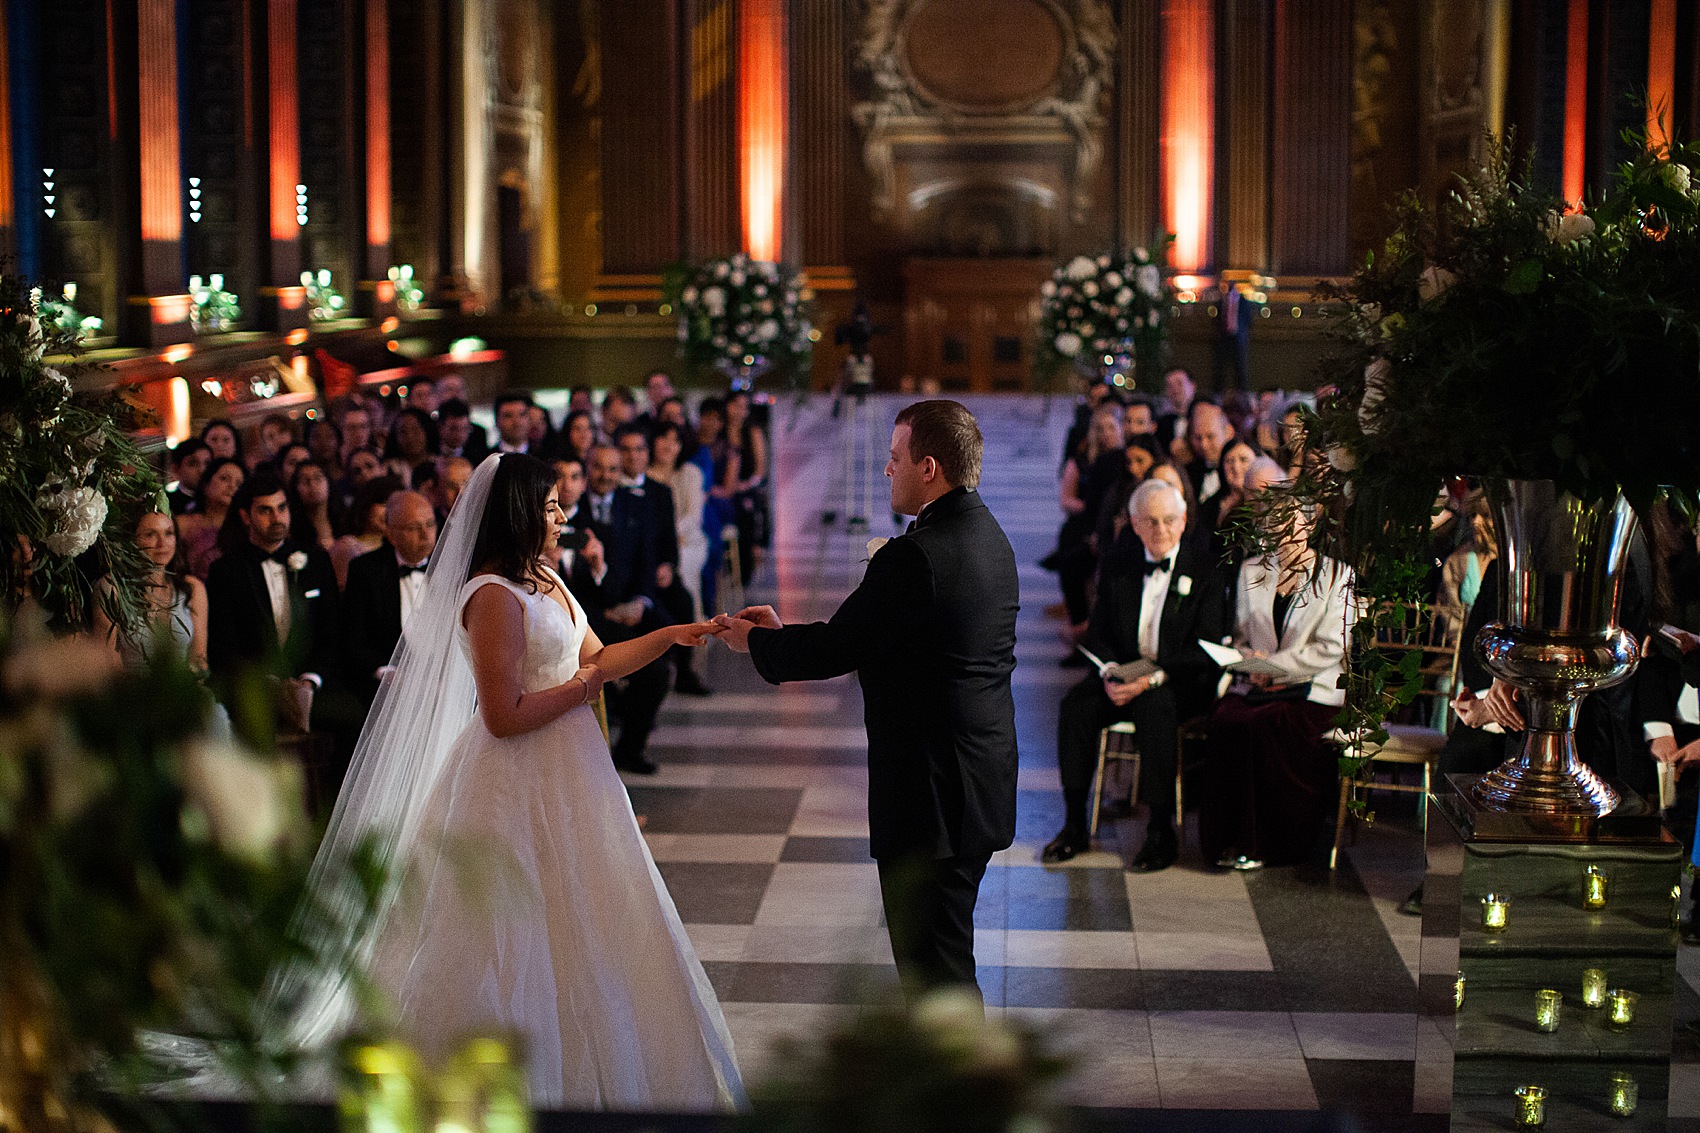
(445, 425, 491, 465)
(583, 486, 668, 603)
(629, 477, 680, 569)
(748, 487, 1019, 862)
(342, 542, 408, 701)
(1082, 530, 1230, 717)
(206, 540, 341, 698)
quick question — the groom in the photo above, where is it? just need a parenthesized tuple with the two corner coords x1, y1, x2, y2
(716, 400, 1019, 998)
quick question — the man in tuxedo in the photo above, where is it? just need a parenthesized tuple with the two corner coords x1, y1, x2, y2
(206, 471, 347, 748)
(571, 443, 673, 774)
(614, 425, 709, 695)
(342, 491, 439, 707)
(1044, 478, 1229, 872)
(716, 400, 1019, 999)
(436, 398, 490, 463)
(492, 391, 537, 455)
(1184, 399, 1234, 505)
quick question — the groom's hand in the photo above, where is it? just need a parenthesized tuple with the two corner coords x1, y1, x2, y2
(712, 613, 757, 653)
(734, 605, 782, 630)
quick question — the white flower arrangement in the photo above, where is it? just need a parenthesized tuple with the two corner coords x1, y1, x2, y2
(287, 550, 309, 573)
(669, 253, 813, 383)
(36, 485, 108, 558)
(1038, 242, 1172, 388)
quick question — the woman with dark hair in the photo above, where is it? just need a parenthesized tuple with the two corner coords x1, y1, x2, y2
(178, 456, 245, 579)
(332, 475, 403, 589)
(304, 416, 343, 467)
(720, 389, 769, 586)
(275, 442, 312, 484)
(200, 418, 244, 465)
(561, 408, 598, 463)
(300, 453, 742, 1109)
(388, 406, 440, 466)
(93, 511, 208, 672)
(289, 459, 344, 551)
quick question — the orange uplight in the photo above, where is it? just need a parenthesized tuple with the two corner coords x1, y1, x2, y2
(166, 377, 191, 444)
(138, 0, 181, 242)
(285, 328, 309, 345)
(1648, 0, 1676, 151)
(1161, 0, 1214, 272)
(268, 0, 301, 241)
(365, 0, 391, 247)
(1562, 0, 1588, 206)
(737, 0, 787, 262)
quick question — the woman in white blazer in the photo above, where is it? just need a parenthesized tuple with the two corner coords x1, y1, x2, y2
(1200, 515, 1354, 870)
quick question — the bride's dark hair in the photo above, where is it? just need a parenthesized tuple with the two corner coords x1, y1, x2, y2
(468, 453, 557, 590)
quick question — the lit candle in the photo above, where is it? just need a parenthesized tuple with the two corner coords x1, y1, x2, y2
(339, 1038, 427, 1132)
(1534, 988, 1562, 1032)
(1481, 893, 1511, 932)
(1609, 1071, 1638, 1117)
(1581, 968, 1608, 1009)
(1606, 989, 1638, 1030)
(1583, 865, 1608, 910)
(1675, 883, 1684, 929)
(1514, 1085, 1547, 1128)
(1454, 972, 1466, 1011)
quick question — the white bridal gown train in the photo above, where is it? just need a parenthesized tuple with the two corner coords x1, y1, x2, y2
(366, 571, 742, 1110)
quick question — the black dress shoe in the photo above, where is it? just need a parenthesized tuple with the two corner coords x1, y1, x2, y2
(1041, 829, 1087, 864)
(1130, 826, 1178, 872)
(614, 754, 659, 775)
(674, 673, 713, 697)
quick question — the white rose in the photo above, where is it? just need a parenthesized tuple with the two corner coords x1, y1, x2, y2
(1136, 265, 1163, 300)
(1040, 280, 1056, 298)
(1358, 358, 1391, 434)
(1116, 287, 1134, 306)
(681, 285, 698, 303)
(755, 319, 780, 342)
(1081, 281, 1099, 297)
(729, 270, 745, 286)
(1326, 444, 1360, 473)
(37, 485, 108, 558)
(1417, 264, 1457, 301)
(1103, 271, 1123, 288)
(1133, 246, 1149, 262)
(865, 537, 889, 560)
(1545, 211, 1595, 244)
(1096, 254, 1111, 268)
(702, 287, 727, 316)
(180, 738, 306, 864)
(1660, 162, 1692, 195)
(1064, 256, 1097, 281)
(1053, 332, 1083, 357)
(287, 551, 309, 572)
(41, 366, 73, 397)
(714, 263, 729, 278)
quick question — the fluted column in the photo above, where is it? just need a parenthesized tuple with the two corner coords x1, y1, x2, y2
(737, 0, 787, 262)
(686, 0, 739, 260)
(1162, 0, 1215, 273)
(256, 0, 307, 330)
(120, 0, 192, 345)
(1271, 0, 1351, 278)
(1219, 0, 1270, 273)
(357, 0, 395, 317)
(796, 0, 845, 269)
(1116, 0, 1162, 252)
(597, 0, 681, 285)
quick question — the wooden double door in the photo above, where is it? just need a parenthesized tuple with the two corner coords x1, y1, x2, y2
(902, 258, 1052, 392)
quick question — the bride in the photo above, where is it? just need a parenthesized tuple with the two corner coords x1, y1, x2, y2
(289, 452, 742, 1110)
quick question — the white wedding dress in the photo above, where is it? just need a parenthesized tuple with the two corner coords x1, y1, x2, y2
(364, 570, 743, 1109)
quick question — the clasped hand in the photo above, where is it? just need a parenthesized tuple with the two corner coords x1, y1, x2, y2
(711, 605, 783, 653)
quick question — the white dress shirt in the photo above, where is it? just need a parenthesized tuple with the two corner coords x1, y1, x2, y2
(260, 558, 291, 644)
(1644, 684, 1700, 741)
(1199, 466, 1221, 501)
(397, 555, 429, 632)
(588, 490, 616, 526)
(1137, 552, 1173, 661)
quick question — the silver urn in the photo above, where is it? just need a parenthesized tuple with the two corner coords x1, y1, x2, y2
(1472, 479, 1640, 815)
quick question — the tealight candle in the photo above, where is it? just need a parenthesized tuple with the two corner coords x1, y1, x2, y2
(1609, 1071, 1638, 1117)
(1606, 989, 1638, 1030)
(1583, 865, 1609, 909)
(1534, 988, 1562, 1032)
(1481, 893, 1511, 932)
(1675, 883, 1684, 929)
(1514, 1085, 1547, 1128)
(1581, 968, 1608, 1009)
(1454, 972, 1466, 1011)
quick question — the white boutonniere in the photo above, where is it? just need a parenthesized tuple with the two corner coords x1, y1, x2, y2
(864, 537, 890, 562)
(286, 551, 309, 574)
(1176, 574, 1193, 596)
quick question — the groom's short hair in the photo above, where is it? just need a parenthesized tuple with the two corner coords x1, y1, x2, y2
(895, 399, 982, 489)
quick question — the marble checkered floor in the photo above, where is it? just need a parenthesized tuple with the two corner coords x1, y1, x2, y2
(629, 393, 1700, 1124)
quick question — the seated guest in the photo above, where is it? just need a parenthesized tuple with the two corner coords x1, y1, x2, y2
(560, 409, 598, 463)
(721, 389, 770, 587)
(200, 418, 243, 465)
(600, 386, 639, 436)
(435, 373, 468, 404)
(433, 456, 475, 520)
(332, 476, 404, 590)
(526, 402, 558, 457)
(337, 403, 376, 464)
(1094, 436, 1162, 551)
(93, 510, 210, 673)
(1198, 438, 1262, 559)
(304, 417, 343, 469)
(547, 456, 607, 593)
(1053, 403, 1125, 637)
(342, 490, 439, 707)
(205, 471, 342, 737)
(166, 438, 211, 515)
(616, 425, 706, 695)
(565, 444, 674, 774)
(492, 390, 537, 455)
(179, 456, 246, 579)
(567, 384, 596, 416)
(1122, 393, 1159, 443)
(1155, 368, 1195, 448)
(406, 374, 438, 415)
(257, 411, 298, 467)
(288, 459, 343, 553)
(436, 398, 490, 463)
(1184, 399, 1235, 507)
(1200, 507, 1353, 871)
(275, 442, 311, 485)
(649, 422, 713, 695)
(387, 406, 439, 468)
(1045, 480, 1229, 870)
(656, 396, 691, 431)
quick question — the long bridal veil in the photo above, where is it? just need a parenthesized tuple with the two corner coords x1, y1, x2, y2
(274, 452, 503, 1051)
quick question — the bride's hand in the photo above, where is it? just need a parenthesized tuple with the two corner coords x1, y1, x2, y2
(573, 664, 605, 701)
(671, 621, 724, 647)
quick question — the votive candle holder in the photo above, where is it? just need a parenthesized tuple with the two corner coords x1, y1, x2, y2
(1606, 989, 1638, 1030)
(1583, 864, 1609, 910)
(1481, 893, 1510, 932)
(1609, 1071, 1639, 1118)
(1674, 883, 1684, 929)
(1454, 972, 1466, 1011)
(1534, 989, 1562, 1032)
(1514, 1085, 1547, 1128)
(1581, 968, 1608, 1009)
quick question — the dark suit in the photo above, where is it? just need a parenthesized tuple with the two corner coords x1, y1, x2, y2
(1057, 531, 1229, 835)
(342, 542, 415, 706)
(748, 487, 1019, 994)
(443, 425, 490, 465)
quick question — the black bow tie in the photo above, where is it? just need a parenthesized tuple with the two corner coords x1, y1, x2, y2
(257, 546, 294, 567)
(1142, 555, 1174, 576)
(399, 562, 427, 577)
